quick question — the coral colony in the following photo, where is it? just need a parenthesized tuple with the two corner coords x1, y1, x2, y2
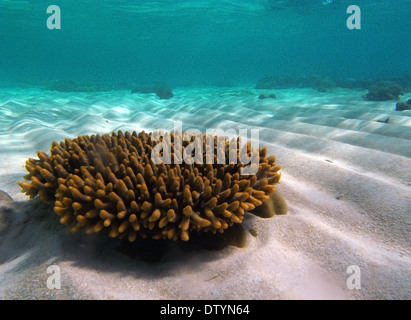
(19, 130, 284, 242)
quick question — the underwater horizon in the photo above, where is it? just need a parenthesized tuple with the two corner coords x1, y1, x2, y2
(1, 0, 411, 88)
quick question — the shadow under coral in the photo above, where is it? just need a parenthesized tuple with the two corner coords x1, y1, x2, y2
(0, 200, 253, 281)
(0, 191, 287, 286)
(60, 218, 249, 266)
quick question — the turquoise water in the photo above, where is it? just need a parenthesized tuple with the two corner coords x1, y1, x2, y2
(1, 0, 410, 88)
(1, 1, 411, 301)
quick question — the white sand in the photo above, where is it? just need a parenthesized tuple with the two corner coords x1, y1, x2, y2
(0, 87, 410, 300)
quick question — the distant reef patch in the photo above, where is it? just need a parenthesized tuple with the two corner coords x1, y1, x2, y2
(255, 74, 411, 96)
(395, 99, 411, 111)
(48, 80, 113, 92)
(131, 84, 174, 99)
(258, 93, 276, 100)
(363, 81, 404, 101)
(256, 75, 336, 92)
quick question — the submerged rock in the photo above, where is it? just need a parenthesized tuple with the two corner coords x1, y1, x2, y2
(155, 88, 174, 99)
(376, 117, 390, 123)
(256, 75, 335, 92)
(395, 99, 411, 111)
(258, 93, 276, 100)
(363, 81, 404, 101)
(0, 190, 13, 202)
(131, 85, 174, 99)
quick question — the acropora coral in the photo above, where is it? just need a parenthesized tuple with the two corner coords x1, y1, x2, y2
(19, 131, 284, 242)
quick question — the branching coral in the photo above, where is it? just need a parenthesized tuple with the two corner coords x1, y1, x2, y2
(19, 131, 283, 242)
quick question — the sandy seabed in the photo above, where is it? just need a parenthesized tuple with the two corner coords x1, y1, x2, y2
(0, 87, 410, 300)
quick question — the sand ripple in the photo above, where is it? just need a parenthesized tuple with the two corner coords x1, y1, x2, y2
(0, 87, 410, 299)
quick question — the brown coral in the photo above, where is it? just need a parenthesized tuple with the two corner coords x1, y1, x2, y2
(19, 130, 283, 242)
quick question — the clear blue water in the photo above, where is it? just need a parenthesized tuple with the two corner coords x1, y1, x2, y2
(0, 1, 410, 301)
(0, 0, 410, 87)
